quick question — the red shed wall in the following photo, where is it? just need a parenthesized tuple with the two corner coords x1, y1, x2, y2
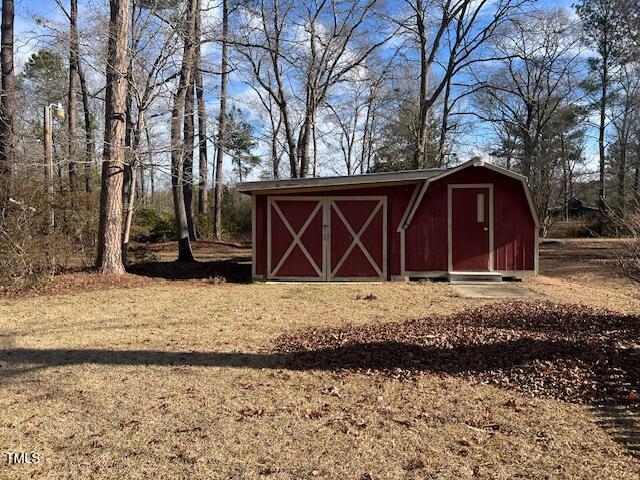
(253, 183, 418, 278)
(405, 167, 536, 273)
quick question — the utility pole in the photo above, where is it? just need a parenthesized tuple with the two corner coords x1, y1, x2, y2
(43, 102, 64, 228)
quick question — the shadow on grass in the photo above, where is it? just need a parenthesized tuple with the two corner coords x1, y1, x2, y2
(127, 257, 252, 283)
(590, 403, 640, 460)
(0, 339, 637, 458)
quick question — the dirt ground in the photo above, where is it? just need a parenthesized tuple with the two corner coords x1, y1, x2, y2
(0, 239, 638, 479)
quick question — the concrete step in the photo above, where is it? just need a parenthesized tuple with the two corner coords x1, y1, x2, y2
(448, 271, 503, 283)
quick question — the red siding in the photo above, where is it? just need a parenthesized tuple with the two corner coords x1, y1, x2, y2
(253, 165, 536, 279)
(494, 178, 536, 271)
(255, 195, 267, 275)
(405, 167, 536, 273)
(405, 179, 448, 272)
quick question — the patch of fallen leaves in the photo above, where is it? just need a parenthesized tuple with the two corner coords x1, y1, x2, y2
(355, 293, 377, 301)
(274, 301, 640, 404)
(1, 272, 157, 298)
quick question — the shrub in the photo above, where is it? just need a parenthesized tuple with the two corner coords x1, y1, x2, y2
(130, 207, 175, 242)
(0, 177, 99, 291)
(195, 213, 214, 241)
(616, 212, 640, 284)
(221, 186, 251, 236)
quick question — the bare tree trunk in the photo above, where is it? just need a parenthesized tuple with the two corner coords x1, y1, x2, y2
(414, 0, 428, 170)
(77, 61, 94, 192)
(138, 155, 145, 201)
(365, 108, 377, 172)
(312, 110, 318, 177)
(617, 139, 627, 214)
(122, 111, 144, 264)
(0, 0, 15, 201)
(348, 109, 357, 175)
(67, 0, 79, 192)
(437, 75, 452, 167)
(170, 0, 196, 261)
(598, 43, 609, 232)
(146, 124, 154, 204)
(521, 126, 534, 178)
(96, 0, 130, 274)
(560, 132, 569, 221)
(123, 26, 134, 220)
(270, 111, 281, 179)
(360, 94, 373, 174)
(122, 163, 137, 264)
(183, 79, 197, 240)
(569, 167, 574, 203)
(297, 108, 313, 177)
(195, 0, 208, 215)
(213, 0, 228, 241)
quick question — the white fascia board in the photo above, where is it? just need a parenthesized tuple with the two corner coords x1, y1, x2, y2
(237, 169, 445, 194)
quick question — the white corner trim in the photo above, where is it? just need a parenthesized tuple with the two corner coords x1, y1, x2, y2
(251, 193, 257, 279)
(396, 182, 423, 233)
(400, 228, 406, 279)
(402, 179, 432, 230)
(534, 226, 539, 275)
(401, 161, 477, 230)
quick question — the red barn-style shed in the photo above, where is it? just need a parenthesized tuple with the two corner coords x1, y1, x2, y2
(238, 159, 539, 282)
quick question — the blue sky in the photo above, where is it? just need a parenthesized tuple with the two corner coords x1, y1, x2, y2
(9, 0, 596, 183)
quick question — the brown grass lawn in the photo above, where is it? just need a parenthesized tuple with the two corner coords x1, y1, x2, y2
(0, 240, 639, 479)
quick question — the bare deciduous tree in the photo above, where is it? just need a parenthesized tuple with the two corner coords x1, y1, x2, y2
(121, 0, 181, 261)
(170, 0, 197, 261)
(402, 0, 530, 168)
(183, 71, 197, 240)
(575, 0, 634, 231)
(195, 0, 208, 215)
(213, 0, 229, 240)
(473, 9, 584, 229)
(609, 63, 640, 213)
(236, 0, 392, 178)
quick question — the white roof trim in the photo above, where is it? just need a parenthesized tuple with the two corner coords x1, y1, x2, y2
(237, 169, 446, 193)
(396, 182, 422, 232)
(398, 160, 539, 231)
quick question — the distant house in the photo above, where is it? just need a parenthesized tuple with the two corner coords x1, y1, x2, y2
(550, 198, 599, 219)
(238, 159, 539, 282)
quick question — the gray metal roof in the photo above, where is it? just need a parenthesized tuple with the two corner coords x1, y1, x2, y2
(237, 168, 447, 193)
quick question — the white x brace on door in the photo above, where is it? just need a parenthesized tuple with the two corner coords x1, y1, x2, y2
(328, 197, 387, 281)
(266, 196, 387, 281)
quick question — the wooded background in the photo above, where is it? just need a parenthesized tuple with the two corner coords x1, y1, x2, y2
(0, 0, 638, 282)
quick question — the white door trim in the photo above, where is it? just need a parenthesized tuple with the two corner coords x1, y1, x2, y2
(447, 184, 494, 272)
